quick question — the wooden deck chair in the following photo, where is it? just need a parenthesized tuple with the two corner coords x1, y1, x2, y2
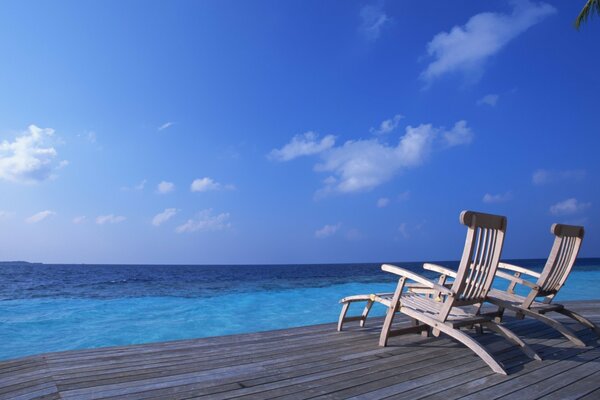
(422, 224, 600, 347)
(489, 224, 600, 346)
(337, 211, 541, 375)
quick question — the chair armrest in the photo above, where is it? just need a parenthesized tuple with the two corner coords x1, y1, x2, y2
(423, 263, 458, 278)
(498, 262, 541, 279)
(495, 270, 540, 290)
(381, 264, 454, 296)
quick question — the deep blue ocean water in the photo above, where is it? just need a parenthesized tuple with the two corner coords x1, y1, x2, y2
(1, 259, 599, 361)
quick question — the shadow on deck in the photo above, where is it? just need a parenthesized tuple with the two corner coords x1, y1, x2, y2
(1, 300, 599, 400)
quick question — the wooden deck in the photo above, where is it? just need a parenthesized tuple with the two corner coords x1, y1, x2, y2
(1, 300, 599, 400)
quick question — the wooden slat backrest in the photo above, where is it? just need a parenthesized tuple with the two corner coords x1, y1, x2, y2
(449, 211, 507, 306)
(537, 224, 584, 295)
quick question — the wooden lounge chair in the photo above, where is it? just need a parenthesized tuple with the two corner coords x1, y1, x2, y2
(423, 223, 600, 348)
(337, 211, 541, 375)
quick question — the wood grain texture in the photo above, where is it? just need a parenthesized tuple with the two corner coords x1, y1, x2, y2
(0, 300, 599, 400)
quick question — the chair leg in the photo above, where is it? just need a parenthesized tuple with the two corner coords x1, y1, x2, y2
(483, 322, 542, 361)
(555, 308, 600, 337)
(399, 308, 507, 374)
(379, 305, 397, 347)
(519, 308, 586, 347)
(360, 300, 374, 327)
(494, 306, 506, 323)
(338, 302, 350, 332)
(474, 324, 484, 334)
(430, 320, 507, 375)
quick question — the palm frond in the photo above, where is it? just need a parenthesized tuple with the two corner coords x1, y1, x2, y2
(575, 0, 600, 29)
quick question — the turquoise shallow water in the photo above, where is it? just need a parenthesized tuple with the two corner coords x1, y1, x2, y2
(1, 260, 599, 361)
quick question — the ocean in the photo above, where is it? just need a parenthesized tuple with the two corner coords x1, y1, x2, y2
(1, 259, 599, 361)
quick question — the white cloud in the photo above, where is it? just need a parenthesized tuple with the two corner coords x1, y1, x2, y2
(73, 216, 86, 224)
(377, 197, 390, 208)
(442, 120, 473, 147)
(398, 223, 410, 239)
(158, 122, 174, 131)
(26, 210, 56, 224)
(370, 114, 403, 135)
(96, 214, 126, 225)
(77, 131, 97, 144)
(483, 191, 513, 203)
(121, 179, 147, 191)
(0, 125, 67, 183)
(176, 209, 231, 233)
(550, 198, 590, 216)
(190, 177, 233, 192)
(345, 228, 363, 241)
(315, 223, 341, 239)
(152, 208, 178, 227)
(269, 131, 335, 162)
(157, 181, 175, 194)
(359, 4, 391, 40)
(477, 94, 499, 106)
(0, 211, 13, 220)
(398, 190, 411, 201)
(134, 180, 146, 190)
(77, 130, 103, 150)
(315, 120, 472, 193)
(421, 1, 556, 84)
(532, 169, 586, 185)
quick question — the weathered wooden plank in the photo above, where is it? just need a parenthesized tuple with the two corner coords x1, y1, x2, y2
(577, 386, 600, 400)
(457, 347, 600, 400)
(503, 360, 600, 400)
(187, 336, 509, 399)
(384, 329, 582, 400)
(242, 323, 552, 400)
(535, 370, 600, 399)
(308, 323, 564, 400)
(0, 381, 58, 400)
(0, 300, 598, 400)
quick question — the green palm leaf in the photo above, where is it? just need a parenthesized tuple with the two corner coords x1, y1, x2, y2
(575, 0, 600, 29)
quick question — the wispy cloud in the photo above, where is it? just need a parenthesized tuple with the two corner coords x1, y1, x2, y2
(483, 191, 512, 203)
(96, 214, 126, 225)
(315, 223, 341, 239)
(532, 169, 586, 185)
(370, 114, 403, 135)
(176, 209, 231, 233)
(441, 120, 473, 147)
(121, 179, 147, 191)
(78, 131, 97, 144)
(421, 1, 555, 85)
(157, 181, 175, 194)
(0, 125, 67, 183)
(398, 223, 409, 239)
(477, 94, 499, 106)
(377, 197, 390, 208)
(26, 210, 56, 224)
(73, 216, 86, 224)
(314, 120, 472, 194)
(152, 208, 178, 227)
(550, 198, 590, 216)
(345, 228, 363, 241)
(0, 211, 13, 220)
(398, 190, 411, 201)
(359, 3, 391, 41)
(190, 177, 234, 192)
(158, 122, 174, 131)
(268, 131, 335, 162)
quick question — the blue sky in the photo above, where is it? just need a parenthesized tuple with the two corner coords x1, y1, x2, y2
(0, 0, 598, 264)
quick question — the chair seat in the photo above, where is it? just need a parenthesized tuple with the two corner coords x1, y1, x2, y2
(488, 288, 564, 312)
(399, 293, 484, 322)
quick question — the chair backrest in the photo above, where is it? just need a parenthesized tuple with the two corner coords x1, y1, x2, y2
(450, 211, 508, 305)
(536, 224, 584, 296)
